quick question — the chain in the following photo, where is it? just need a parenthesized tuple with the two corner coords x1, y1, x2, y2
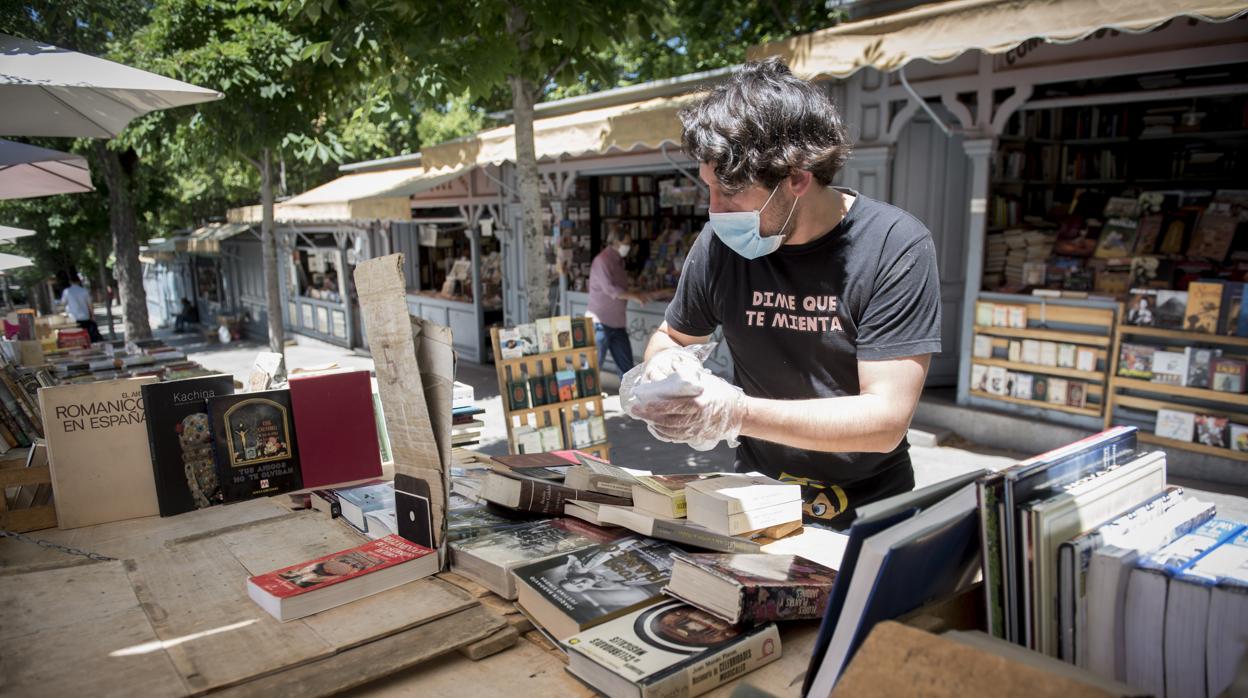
(0, 529, 117, 561)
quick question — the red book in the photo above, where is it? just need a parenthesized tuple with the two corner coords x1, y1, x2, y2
(289, 370, 383, 489)
(247, 535, 438, 621)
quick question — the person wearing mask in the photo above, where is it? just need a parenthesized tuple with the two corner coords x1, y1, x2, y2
(59, 276, 103, 342)
(587, 230, 650, 374)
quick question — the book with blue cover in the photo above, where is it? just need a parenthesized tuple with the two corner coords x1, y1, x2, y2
(336, 482, 395, 534)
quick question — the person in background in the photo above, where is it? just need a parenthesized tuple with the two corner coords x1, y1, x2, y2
(59, 275, 103, 342)
(587, 229, 650, 374)
(174, 298, 198, 333)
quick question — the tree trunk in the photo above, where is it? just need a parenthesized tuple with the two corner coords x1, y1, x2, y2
(506, 4, 549, 323)
(94, 142, 152, 341)
(260, 148, 285, 354)
(96, 238, 115, 339)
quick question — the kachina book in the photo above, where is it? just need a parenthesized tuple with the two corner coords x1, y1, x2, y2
(208, 388, 302, 502)
(142, 374, 236, 516)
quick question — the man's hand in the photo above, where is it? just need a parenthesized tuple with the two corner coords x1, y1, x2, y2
(628, 370, 746, 450)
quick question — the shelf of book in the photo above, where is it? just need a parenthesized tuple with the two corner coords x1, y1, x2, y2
(1110, 376, 1248, 409)
(972, 325, 1110, 347)
(1138, 432, 1248, 462)
(490, 324, 609, 462)
(971, 358, 1104, 382)
(1113, 325, 1248, 349)
(968, 390, 1103, 418)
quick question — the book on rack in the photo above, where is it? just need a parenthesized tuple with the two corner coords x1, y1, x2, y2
(1155, 408, 1196, 442)
(1155, 290, 1188, 329)
(514, 537, 679, 640)
(448, 518, 624, 599)
(38, 376, 161, 529)
(685, 474, 802, 536)
(664, 553, 836, 624)
(289, 370, 382, 489)
(480, 471, 631, 516)
(563, 599, 781, 698)
(247, 534, 438, 622)
(141, 374, 235, 516)
(594, 503, 764, 554)
(207, 389, 303, 502)
(1185, 281, 1224, 334)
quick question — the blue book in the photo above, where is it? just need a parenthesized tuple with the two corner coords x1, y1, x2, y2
(335, 482, 394, 534)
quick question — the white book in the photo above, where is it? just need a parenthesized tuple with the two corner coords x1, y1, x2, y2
(1076, 347, 1097, 373)
(973, 335, 993, 359)
(1021, 339, 1042, 365)
(1156, 409, 1196, 442)
(1039, 341, 1059, 367)
(1193, 530, 1248, 698)
(1057, 344, 1077, 369)
(684, 474, 800, 518)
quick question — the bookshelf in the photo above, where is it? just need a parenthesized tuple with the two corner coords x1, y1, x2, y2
(1104, 318, 1248, 461)
(589, 173, 706, 293)
(965, 293, 1118, 430)
(490, 321, 610, 461)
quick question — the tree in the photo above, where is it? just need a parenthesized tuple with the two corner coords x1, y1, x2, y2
(298, 0, 662, 323)
(129, 0, 380, 354)
(1, 0, 156, 339)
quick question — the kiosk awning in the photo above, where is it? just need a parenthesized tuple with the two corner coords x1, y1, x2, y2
(275, 165, 468, 222)
(187, 223, 252, 254)
(748, 0, 1248, 79)
(420, 94, 695, 171)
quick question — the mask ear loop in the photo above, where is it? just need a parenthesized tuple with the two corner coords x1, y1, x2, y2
(775, 187, 800, 240)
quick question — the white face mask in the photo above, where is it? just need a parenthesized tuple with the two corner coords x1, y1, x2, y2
(617, 243, 631, 257)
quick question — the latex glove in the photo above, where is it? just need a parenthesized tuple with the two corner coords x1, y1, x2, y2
(627, 368, 747, 451)
(637, 345, 710, 385)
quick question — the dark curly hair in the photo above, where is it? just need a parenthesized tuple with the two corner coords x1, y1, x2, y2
(680, 57, 852, 194)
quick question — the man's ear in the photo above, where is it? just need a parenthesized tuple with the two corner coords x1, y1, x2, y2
(788, 170, 814, 197)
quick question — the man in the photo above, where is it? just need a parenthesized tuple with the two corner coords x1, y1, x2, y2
(59, 276, 103, 342)
(629, 58, 942, 528)
(174, 298, 198, 333)
(587, 229, 649, 374)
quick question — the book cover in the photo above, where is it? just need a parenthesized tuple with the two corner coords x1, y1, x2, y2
(553, 316, 574, 351)
(1195, 414, 1229, 449)
(249, 534, 434, 600)
(1075, 348, 1097, 373)
(1031, 377, 1049, 403)
(1155, 290, 1189, 329)
(1066, 381, 1086, 408)
(516, 323, 538, 355)
(1118, 344, 1155, 379)
(1232, 423, 1248, 452)
(1020, 340, 1041, 365)
(1155, 409, 1196, 442)
(451, 518, 625, 596)
(563, 600, 781, 697)
(1057, 344, 1077, 369)
(986, 366, 1008, 396)
(668, 552, 836, 624)
(992, 305, 1008, 327)
(1047, 378, 1069, 405)
(970, 365, 988, 392)
(142, 374, 236, 516)
(498, 328, 524, 359)
(975, 302, 994, 327)
(1134, 214, 1164, 255)
(1188, 205, 1239, 262)
(516, 537, 678, 630)
(1185, 347, 1218, 389)
(337, 481, 394, 533)
(1093, 218, 1138, 259)
(1012, 374, 1033, 400)
(1150, 350, 1189, 386)
(1185, 282, 1223, 334)
(1007, 306, 1027, 329)
(38, 377, 160, 529)
(1125, 289, 1158, 326)
(1212, 358, 1248, 393)
(448, 504, 539, 542)
(208, 389, 302, 502)
(289, 370, 382, 489)
(1007, 340, 1021, 363)
(535, 318, 554, 353)
(555, 368, 577, 402)
(571, 317, 590, 348)
(972, 335, 992, 359)
(1039, 342, 1058, 367)
(1220, 282, 1243, 336)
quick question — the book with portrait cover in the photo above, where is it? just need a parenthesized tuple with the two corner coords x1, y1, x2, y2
(208, 388, 303, 502)
(563, 599, 781, 698)
(247, 534, 438, 621)
(514, 536, 679, 639)
(664, 553, 836, 625)
(142, 374, 235, 516)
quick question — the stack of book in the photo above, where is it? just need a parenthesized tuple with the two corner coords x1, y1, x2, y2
(984, 232, 1008, 289)
(452, 405, 485, 448)
(685, 474, 803, 537)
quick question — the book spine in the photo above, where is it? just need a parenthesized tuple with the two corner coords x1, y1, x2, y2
(2, 370, 42, 436)
(642, 624, 781, 698)
(740, 583, 831, 624)
(0, 379, 33, 443)
(653, 519, 762, 554)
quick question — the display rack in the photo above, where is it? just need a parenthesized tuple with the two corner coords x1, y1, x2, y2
(490, 323, 609, 461)
(964, 293, 1118, 430)
(1104, 319, 1248, 462)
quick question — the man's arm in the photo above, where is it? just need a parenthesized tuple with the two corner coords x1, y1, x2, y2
(738, 355, 930, 453)
(643, 321, 710, 361)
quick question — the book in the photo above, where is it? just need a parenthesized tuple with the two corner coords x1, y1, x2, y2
(1185, 281, 1223, 333)
(1184, 346, 1218, 389)
(1007, 305, 1027, 329)
(516, 323, 538, 355)
(1057, 344, 1077, 369)
(480, 471, 630, 515)
(141, 374, 235, 516)
(1031, 377, 1049, 402)
(336, 481, 394, 534)
(664, 553, 835, 624)
(1117, 343, 1154, 379)
(1195, 413, 1229, 448)
(1021, 339, 1041, 365)
(571, 317, 590, 348)
(1012, 373, 1033, 400)
(1067, 381, 1086, 408)
(38, 377, 160, 529)
(534, 318, 554, 354)
(1154, 290, 1188, 329)
(972, 335, 992, 359)
(1188, 204, 1239, 262)
(1008, 340, 1022, 363)
(555, 366, 577, 402)
(631, 474, 707, 518)
(553, 316, 574, 351)
(1149, 350, 1188, 385)
(289, 370, 382, 489)
(207, 389, 302, 502)
(1232, 423, 1248, 452)
(993, 304, 1009, 327)
(970, 364, 989, 392)
(499, 328, 524, 359)
(563, 599, 781, 698)
(449, 518, 623, 598)
(1125, 289, 1158, 326)
(1155, 408, 1195, 442)
(1093, 218, 1137, 259)
(1075, 347, 1097, 373)
(685, 475, 801, 536)
(987, 366, 1008, 396)
(595, 504, 764, 554)
(247, 535, 438, 622)
(1039, 341, 1058, 367)
(448, 503, 541, 542)
(975, 302, 994, 326)
(1188, 529, 1248, 698)
(514, 537, 679, 640)
(1212, 357, 1247, 393)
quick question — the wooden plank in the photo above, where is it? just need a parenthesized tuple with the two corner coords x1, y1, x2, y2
(970, 390, 1103, 418)
(216, 511, 367, 574)
(973, 326, 1110, 347)
(0, 561, 188, 697)
(1119, 324, 1248, 349)
(437, 570, 493, 598)
(1112, 393, 1248, 422)
(971, 358, 1103, 382)
(0, 463, 49, 488)
(1138, 432, 1248, 462)
(1112, 376, 1248, 408)
(459, 625, 519, 660)
(497, 346, 600, 369)
(0, 504, 57, 532)
(1025, 302, 1115, 328)
(213, 605, 504, 698)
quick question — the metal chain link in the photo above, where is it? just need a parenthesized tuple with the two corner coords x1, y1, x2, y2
(0, 529, 117, 561)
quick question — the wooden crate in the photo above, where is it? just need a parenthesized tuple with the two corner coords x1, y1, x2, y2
(0, 444, 56, 532)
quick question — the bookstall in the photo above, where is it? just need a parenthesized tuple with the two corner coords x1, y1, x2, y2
(489, 318, 609, 460)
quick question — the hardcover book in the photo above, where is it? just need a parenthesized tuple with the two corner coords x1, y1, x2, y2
(1155, 290, 1189, 330)
(207, 389, 302, 502)
(1155, 409, 1196, 442)
(1212, 358, 1248, 393)
(142, 374, 236, 516)
(571, 317, 590, 348)
(480, 471, 631, 515)
(1185, 282, 1224, 334)
(664, 553, 836, 624)
(563, 599, 781, 698)
(1119, 344, 1155, 379)
(247, 534, 438, 621)
(514, 537, 680, 639)
(1150, 350, 1188, 386)
(449, 518, 624, 598)
(1184, 347, 1218, 389)
(39, 377, 160, 529)
(289, 370, 382, 489)
(1031, 377, 1049, 403)
(1195, 414, 1229, 448)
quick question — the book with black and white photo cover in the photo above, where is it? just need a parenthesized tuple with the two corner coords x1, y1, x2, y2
(514, 537, 679, 640)
(1125, 289, 1158, 326)
(142, 374, 235, 516)
(208, 389, 302, 502)
(247, 534, 438, 622)
(449, 518, 624, 598)
(986, 366, 1008, 396)
(1155, 290, 1189, 329)
(970, 364, 989, 393)
(563, 599, 781, 698)
(1184, 346, 1219, 389)
(664, 553, 836, 625)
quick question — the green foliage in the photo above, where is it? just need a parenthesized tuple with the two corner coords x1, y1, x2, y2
(416, 94, 488, 150)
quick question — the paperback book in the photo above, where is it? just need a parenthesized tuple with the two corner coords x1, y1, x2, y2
(664, 553, 836, 624)
(207, 389, 303, 502)
(141, 374, 235, 516)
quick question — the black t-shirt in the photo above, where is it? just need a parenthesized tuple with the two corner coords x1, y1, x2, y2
(665, 188, 942, 523)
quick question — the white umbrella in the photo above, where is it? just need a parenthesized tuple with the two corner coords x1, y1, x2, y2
(0, 139, 92, 199)
(0, 225, 35, 242)
(0, 34, 223, 138)
(0, 252, 33, 271)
